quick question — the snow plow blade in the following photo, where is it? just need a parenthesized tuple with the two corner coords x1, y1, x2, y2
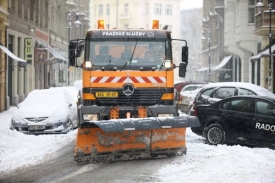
(74, 116, 200, 163)
(92, 116, 200, 132)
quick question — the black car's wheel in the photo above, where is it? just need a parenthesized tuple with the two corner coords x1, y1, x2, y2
(205, 123, 226, 145)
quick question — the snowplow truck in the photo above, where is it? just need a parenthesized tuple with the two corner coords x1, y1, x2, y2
(69, 20, 200, 162)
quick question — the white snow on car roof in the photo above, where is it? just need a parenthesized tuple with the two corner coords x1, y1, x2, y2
(201, 82, 275, 97)
(21, 89, 68, 106)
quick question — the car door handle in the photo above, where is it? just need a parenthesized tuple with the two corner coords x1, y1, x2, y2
(252, 118, 261, 122)
(222, 114, 230, 118)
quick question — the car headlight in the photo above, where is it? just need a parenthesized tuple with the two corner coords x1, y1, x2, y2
(83, 114, 98, 121)
(51, 110, 68, 122)
(158, 114, 174, 117)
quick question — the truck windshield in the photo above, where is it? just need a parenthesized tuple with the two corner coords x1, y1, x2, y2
(85, 40, 171, 70)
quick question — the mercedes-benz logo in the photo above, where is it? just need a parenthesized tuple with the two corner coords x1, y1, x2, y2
(122, 84, 134, 96)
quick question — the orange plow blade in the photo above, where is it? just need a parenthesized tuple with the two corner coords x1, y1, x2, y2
(74, 116, 199, 162)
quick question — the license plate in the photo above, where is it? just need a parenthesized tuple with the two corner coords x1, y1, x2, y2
(96, 92, 118, 98)
(28, 125, 45, 131)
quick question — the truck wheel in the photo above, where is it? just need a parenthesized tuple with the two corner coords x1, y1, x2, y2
(205, 123, 226, 145)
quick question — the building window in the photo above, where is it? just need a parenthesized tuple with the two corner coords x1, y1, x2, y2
(9, 0, 15, 10)
(106, 4, 110, 15)
(248, 0, 255, 23)
(18, 1, 22, 16)
(168, 25, 172, 31)
(165, 4, 172, 15)
(145, 3, 148, 15)
(99, 4, 103, 15)
(17, 37, 21, 94)
(154, 3, 162, 15)
(30, 0, 35, 21)
(124, 3, 129, 14)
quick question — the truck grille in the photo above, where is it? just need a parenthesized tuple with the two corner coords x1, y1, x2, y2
(83, 88, 173, 106)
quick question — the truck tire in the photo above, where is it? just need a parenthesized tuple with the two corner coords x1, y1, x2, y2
(205, 123, 226, 145)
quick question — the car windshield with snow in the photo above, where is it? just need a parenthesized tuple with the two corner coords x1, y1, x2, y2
(192, 95, 275, 147)
(10, 88, 78, 134)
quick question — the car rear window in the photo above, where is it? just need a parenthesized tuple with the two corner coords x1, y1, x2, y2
(213, 87, 235, 99)
(238, 88, 256, 95)
(255, 100, 275, 116)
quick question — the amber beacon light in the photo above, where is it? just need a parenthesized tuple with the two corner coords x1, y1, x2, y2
(152, 20, 159, 29)
(98, 20, 105, 29)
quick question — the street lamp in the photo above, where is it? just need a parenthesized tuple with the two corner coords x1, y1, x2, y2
(67, 10, 84, 42)
(255, 0, 273, 90)
(201, 29, 211, 81)
(67, 10, 87, 86)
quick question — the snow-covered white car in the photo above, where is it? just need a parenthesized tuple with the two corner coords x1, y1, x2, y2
(10, 88, 78, 134)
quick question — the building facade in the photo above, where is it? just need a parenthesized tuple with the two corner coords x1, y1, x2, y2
(199, 0, 230, 82)
(0, 0, 9, 112)
(0, 0, 90, 112)
(253, 0, 275, 93)
(200, 0, 275, 94)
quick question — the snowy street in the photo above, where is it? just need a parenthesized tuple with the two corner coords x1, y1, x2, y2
(0, 107, 275, 182)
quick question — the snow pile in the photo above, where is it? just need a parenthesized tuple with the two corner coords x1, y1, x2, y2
(0, 107, 275, 182)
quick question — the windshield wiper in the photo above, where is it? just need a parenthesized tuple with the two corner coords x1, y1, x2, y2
(120, 41, 138, 70)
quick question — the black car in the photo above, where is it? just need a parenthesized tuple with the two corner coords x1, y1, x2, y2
(192, 95, 275, 147)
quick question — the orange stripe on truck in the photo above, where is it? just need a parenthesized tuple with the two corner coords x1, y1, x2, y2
(90, 76, 167, 83)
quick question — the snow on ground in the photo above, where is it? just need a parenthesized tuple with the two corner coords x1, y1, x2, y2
(1, 107, 275, 182)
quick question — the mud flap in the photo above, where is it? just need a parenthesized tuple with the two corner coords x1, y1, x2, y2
(91, 116, 200, 132)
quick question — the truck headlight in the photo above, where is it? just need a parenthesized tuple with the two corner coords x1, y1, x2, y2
(164, 60, 172, 68)
(83, 114, 98, 121)
(85, 61, 92, 68)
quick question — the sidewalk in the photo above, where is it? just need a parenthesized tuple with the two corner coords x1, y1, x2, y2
(0, 106, 16, 131)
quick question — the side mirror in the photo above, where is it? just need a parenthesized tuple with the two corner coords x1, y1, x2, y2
(69, 41, 77, 66)
(182, 46, 188, 65)
(76, 45, 84, 57)
(179, 62, 187, 77)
